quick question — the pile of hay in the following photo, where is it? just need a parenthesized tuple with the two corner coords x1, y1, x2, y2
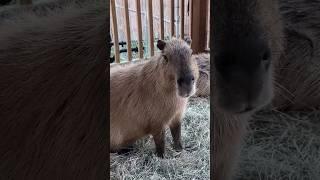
(237, 110, 320, 179)
(110, 97, 210, 180)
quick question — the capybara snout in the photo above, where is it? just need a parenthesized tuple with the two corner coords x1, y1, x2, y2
(177, 73, 196, 97)
(213, 19, 276, 115)
(214, 38, 274, 114)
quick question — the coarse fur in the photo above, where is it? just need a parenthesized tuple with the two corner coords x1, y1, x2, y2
(110, 38, 199, 157)
(273, 0, 320, 111)
(0, 0, 108, 179)
(193, 53, 210, 97)
(110, 53, 210, 98)
(213, 0, 284, 179)
(213, 0, 320, 179)
(0, 0, 90, 21)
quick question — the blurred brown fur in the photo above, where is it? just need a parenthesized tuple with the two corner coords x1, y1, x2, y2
(213, 0, 320, 179)
(0, 0, 108, 179)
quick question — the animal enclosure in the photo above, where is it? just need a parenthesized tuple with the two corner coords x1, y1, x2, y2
(110, 0, 210, 63)
(110, 1, 210, 180)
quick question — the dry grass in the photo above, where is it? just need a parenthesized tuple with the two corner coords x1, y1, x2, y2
(110, 97, 210, 180)
(237, 110, 320, 180)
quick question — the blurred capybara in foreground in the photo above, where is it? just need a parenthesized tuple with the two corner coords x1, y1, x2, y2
(0, 0, 108, 179)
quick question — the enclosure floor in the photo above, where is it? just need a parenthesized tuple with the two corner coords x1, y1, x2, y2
(110, 97, 210, 180)
(237, 110, 320, 180)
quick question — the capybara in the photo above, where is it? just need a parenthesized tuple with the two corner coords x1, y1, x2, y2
(110, 38, 199, 157)
(213, 0, 320, 179)
(212, 0, 283, 179)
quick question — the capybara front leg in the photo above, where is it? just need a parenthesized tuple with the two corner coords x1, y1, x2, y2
(170, 120, 183, 151)
(152, 128, 166, 158)
(214, 115, 248, 180)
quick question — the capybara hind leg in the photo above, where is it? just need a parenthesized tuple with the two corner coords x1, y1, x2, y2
(169, 120, 183, 151)
(152, 128, 165, 158)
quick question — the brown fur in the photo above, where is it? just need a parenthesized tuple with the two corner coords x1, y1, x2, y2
(110, 38, 199, 157)
(192, 53, 210, 97)
(111, 53, 210, 98)
(0, 0, 108, 179)
(272, 0, 320, 111)
(213, 0, 320, 179)
(213, 0, 284, 179)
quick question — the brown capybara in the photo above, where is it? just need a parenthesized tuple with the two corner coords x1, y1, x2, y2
(110, 38, 199, 157)
(192, 53, 210, 97)
(0, 0, 108, 179)
(213, 0, 320, 179)
(212, 0, 284, 179)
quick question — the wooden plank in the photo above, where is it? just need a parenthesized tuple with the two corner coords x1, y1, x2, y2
(180, 0, 185, 38)
(189, 0, 193, 37)
(148, 0, 154, 56)
(190, 0, 208, 53)
(124, 0, 132, 61)
(170, 0, 175, 37)
(110, 0, 120, 63)
(206, 0, 210, 50)
(135, 0, 144, 59)
(160, 0, 164, 40)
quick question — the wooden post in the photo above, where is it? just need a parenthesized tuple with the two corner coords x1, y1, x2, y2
(160, 0, 164, 40)
(124, 0, 132, 61)
(170, 0, 175, 37)
(180, 0, 185, 39)
(110, 0, 120, 63)
(136, 0, 144, 59)
(190, 0, 208, 53)
(206, 0, 210, 51)
(148, 0, 154, 56)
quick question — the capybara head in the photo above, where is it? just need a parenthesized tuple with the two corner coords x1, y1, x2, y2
(157, 38, 199, 98)
(213, 0, 284, 114)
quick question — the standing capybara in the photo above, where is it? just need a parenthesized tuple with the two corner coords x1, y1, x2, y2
(110, 38, 199, 157)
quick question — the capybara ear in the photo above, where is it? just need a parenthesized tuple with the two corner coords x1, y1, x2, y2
(157, 40, 166, 50)
(184, 36, 192, 46)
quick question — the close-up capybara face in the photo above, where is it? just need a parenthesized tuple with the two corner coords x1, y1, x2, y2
(213, 0, 284, 115)
(157, 38, 199, 98)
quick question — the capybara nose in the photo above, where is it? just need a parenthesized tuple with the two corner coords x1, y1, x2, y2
(178, 74, 195, 86)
